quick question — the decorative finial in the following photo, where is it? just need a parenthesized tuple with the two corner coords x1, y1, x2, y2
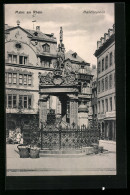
(60, 27, 63, 43)
(17, 20, 20, 26)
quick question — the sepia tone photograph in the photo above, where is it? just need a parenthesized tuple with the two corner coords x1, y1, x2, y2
(5, 3, 116, 177)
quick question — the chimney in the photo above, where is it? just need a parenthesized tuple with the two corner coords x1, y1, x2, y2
(100, 37, 105, 44)
(36, 26, 40, 31)
(97, 41, 102, 49)
(113, 24, 115, 34)
(104, 33, 109, 42)
(108, 29, 113, 37)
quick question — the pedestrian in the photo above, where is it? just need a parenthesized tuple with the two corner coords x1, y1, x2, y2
(16, 132, 21, 144)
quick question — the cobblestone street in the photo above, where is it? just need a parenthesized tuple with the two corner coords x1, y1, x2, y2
(6, 144, 116, 176)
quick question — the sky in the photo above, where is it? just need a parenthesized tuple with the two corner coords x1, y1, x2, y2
(5, 3, 114, 66)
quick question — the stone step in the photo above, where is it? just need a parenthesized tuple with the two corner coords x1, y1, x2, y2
(39, 153, 85, 158)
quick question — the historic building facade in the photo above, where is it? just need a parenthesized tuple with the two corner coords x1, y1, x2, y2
(94, 24, 116, 150)
(5, 22, 57, 132)
(5, 23, 93, 133)
(91, 65, 97, 121)
(64, 50, 93, 128)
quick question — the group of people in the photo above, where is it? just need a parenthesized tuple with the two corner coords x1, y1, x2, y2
(8, 128, 23, 144)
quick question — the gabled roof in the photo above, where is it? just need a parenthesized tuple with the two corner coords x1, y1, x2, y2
(65, 50, 89, 65)
(5, 25, 57, 43)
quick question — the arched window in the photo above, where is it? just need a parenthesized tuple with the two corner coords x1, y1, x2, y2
(42, 44, 50, 53)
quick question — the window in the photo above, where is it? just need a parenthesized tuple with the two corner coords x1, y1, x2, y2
(105, 77, 108, 90)
(19, 56, 28, 65)
(19, 74, 23, 85)
(28, 96, 32, 108)
(105, 99, 108, 112)
(109, 74, 112, 89)
(15, 43, 22, 49)
(6, 72, 32, 86)
(13, 73, 17, 84)
(19, 95, 23, 108)
(102, 79, 104, 92)
(42, 44, 50, 53)
(80, 66, 85, 73)
(24, 57, 27, 64)
(6, 95, 32, 109)
(8, 95, 12, 108)
(109, 97, 112, 111)
(98, 61, 101, 73)
(28, 75, 32, 85)
(13, 95, 17, 108)
(82, 83, 87, 94)
(5, 73, 7, 84)
(102, 100, 104, 113)
(98, 81, 100, 93)
(8, 73, 12, 84)
(114, 96, 116, 110)
(8, 54, 12, 63)
(110, 52, 112, 66)
(105, 55, 108, 69)
(13, 55, 17, 64)
(44, 61, 50, 68)
(24, 96, 27, 108)
(102, 58, 104, 71)
(98, 101, 100, 114)
(24, 75, 27, 85)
